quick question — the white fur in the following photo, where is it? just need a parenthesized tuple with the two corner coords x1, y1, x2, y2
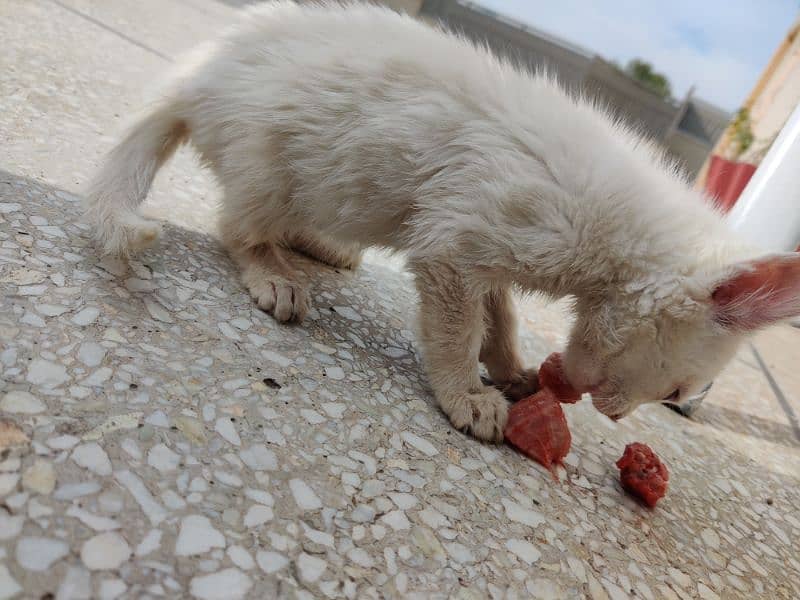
(85, 2, 800, 435)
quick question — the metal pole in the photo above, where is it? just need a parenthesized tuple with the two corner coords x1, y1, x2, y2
(726, 101, 800, 252)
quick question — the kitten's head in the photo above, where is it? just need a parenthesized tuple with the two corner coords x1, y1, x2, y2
(562, 253, 800, 420)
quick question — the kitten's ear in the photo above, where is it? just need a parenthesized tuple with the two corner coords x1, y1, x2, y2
(710, 253, 800, 331)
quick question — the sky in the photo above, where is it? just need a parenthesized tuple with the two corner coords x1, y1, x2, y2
(475, 0, 799, 112)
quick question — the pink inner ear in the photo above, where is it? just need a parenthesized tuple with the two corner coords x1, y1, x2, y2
(712, 253, 800, 331)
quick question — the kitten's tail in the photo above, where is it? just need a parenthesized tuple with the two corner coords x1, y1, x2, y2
(84, 99, 188, 256)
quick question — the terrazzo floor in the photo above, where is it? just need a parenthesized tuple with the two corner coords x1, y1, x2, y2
(2, 1, 800, 599)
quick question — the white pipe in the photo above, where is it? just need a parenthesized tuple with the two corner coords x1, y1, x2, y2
(726, 101, 800, 252)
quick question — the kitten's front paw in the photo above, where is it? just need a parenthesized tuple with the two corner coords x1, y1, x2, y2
(442, 387, 508, 443)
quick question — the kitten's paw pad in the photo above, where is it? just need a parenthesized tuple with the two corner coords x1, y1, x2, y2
(246, 277, 309, 323)
(444, 388, 509, 443)
(498, 367, 540, 402)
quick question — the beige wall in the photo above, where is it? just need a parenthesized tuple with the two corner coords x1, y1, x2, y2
(743, 24, 800, 162)
(696, 17, 800, 185)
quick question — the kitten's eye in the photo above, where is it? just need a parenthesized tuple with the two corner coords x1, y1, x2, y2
(662, 389, 680, 402)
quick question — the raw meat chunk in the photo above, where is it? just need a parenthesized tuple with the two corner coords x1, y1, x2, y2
(504, 388, 571, 476)
(538, 352, 580, 404)
(616, 442, 669, 507)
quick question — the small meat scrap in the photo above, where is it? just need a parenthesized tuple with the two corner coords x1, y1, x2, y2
(538, 352, 580, 403)
(504, 388, 571, 477)
(616, 442, 669, 507)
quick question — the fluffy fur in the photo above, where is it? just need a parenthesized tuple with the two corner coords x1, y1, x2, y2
(85, 2, 800, 439)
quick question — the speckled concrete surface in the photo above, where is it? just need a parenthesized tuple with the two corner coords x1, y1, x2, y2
(1, 2, 800, 599)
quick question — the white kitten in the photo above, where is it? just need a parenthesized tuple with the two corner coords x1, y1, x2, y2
(85, 1, 800, 441)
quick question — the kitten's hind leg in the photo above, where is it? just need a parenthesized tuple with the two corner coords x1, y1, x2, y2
(219, 182, 310, 323)
(227, 238, 310, 323)
(287, 230, 362, 271)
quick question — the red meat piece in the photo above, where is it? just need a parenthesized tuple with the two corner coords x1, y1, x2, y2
(616, 443, 669, 507)
(538, 352, 580, 404)
(504, 388, 571, 477)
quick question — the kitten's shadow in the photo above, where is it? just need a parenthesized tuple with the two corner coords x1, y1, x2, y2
(128, 221, 433, 383)
(691, 402, 800, 448)
(0, 168, 436, 404)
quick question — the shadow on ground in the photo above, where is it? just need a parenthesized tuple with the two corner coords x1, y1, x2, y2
(0, 168, 436, 403)
(693, 402, 800, 447)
